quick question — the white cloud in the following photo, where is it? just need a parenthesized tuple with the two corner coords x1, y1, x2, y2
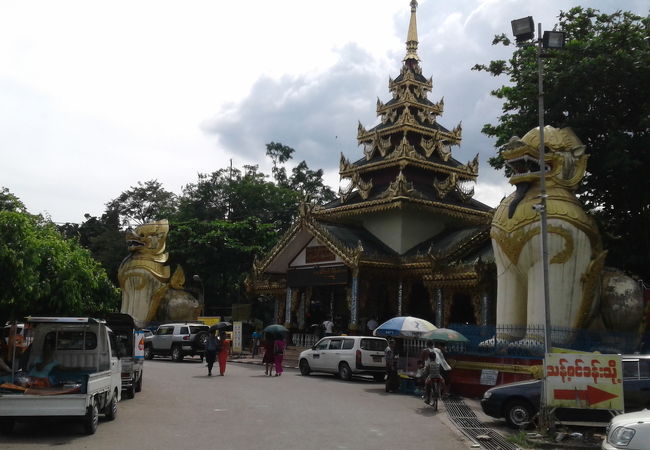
(0, 0, 647, 222)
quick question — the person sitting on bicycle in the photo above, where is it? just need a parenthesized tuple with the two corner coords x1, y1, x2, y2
(433, 342, 452, 396)
(422, 351, 443, 405)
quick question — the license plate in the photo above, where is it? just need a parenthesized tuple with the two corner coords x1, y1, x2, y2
(372, 355, 382, 362)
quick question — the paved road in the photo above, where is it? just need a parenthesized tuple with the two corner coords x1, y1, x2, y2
(2, 358, 471, 450)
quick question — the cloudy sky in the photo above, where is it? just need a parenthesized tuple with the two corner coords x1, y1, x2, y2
(1, 0, 646, 224)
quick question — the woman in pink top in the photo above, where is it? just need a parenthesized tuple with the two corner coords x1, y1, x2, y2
(273, 338, 286, 376)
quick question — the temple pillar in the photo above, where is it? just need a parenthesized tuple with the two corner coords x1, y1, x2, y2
(298, 291, 306, 330)
(349, 272, 359, 331)
(274, 296, 280, 324)
(284, 287, 292, 327)
(435, 287, 443, 327)
(481, 291, 490, 326)
(397, 279, 403, 316)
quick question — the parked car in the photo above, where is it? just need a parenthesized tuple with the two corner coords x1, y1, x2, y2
(602, 409, 650, 450)
(481, 355, 650, 429)
(298, 336, 387, 381)
(144, 323, 209, 361)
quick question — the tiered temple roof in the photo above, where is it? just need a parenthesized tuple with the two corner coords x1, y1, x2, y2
(250, 1, 493, 289)
(315, 0, 491, 226)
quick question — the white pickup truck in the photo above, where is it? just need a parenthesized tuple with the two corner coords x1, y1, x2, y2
(0, 317, 122, 435)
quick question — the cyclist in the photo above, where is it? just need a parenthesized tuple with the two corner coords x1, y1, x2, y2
(422, 351, 443, 405)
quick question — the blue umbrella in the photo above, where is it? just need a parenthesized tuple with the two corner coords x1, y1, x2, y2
(373, 316, 437, 338)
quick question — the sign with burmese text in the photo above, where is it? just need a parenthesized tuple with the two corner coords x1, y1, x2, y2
(287, 266, 348, 287)
(305, 246, 335, 263)
(545, 353, 623, 410)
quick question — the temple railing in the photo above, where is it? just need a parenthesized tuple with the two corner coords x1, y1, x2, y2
(290, 333, 320, 348)
(445, 324, 645, 357)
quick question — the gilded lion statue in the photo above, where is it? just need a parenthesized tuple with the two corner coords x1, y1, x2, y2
(118, 220, 200, 327)
(490, 126, 609, 348)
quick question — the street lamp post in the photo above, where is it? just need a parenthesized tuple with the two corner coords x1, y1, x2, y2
(511, 16, 565, 431)
(193, 274, 205, 316)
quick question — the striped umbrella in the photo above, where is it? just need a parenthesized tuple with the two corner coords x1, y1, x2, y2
(373, 316, 437, 338)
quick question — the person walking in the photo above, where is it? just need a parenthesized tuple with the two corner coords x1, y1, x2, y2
(384, 339, 400, 393)
(250, 330, 261, 358)
(217, 331, 231, 376)
(262, 336, 275, 376)
(273, 337, 286, 376)
(205, 329, 220, 376)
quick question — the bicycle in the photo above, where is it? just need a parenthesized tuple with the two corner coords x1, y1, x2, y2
(424, 377, 442, 411)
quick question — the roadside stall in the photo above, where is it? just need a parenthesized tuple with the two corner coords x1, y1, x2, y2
(373, 316, 436, 394)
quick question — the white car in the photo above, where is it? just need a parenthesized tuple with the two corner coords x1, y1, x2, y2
(298, 336, 387, 381)
(603, 409, 650, 450)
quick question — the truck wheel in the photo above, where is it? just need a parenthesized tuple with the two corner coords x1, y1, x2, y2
(171, 345, 183, 362)
(104, 392, 118, 421)
(144, 345, 154, 360)
(0, 419, 14, 435)
(135, 373, 142, 393)
(124, 385, 135, 399)
(83, 404, 99, 435)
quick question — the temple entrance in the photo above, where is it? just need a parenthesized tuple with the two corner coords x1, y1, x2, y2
(371, 281, 394, 324)
(448, 293, 476, 325)
(308, 285, 348, 334)
(408, 282, 435, 324)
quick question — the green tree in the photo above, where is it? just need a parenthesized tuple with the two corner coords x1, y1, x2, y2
(0, 210, 120, 320)
(58, 210, 125, 285)
(0, 186, 27, 213)
(266, 142, 336, 205)
(167, 218, 277, 313)
(266, 141, 294, 186)
(473, 7, 650, 279)
(106, 179, 178, 227)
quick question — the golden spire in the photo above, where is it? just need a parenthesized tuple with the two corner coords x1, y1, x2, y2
(404, 0, 420, 62)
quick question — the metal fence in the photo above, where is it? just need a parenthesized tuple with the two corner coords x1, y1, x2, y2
(291, 333, 320, 348)
(446, 324, 646, 357)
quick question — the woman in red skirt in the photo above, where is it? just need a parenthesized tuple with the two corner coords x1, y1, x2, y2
(262, 337, 274, 376)
(218, 331, 231, 376)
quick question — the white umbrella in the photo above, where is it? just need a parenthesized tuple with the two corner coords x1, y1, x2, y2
(373, 316, 437, 338)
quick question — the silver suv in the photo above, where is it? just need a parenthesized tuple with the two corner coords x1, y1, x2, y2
(144, 323, 209, 362)
(298, 336, 387, 381)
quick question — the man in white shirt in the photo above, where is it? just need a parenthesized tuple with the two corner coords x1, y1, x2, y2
(322, 319, 334, 336)
(366, 318, 378, 334)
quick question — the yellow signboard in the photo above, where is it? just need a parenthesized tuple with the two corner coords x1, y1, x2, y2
(545, 353, 623, 411)
(198, 316, 221, 326)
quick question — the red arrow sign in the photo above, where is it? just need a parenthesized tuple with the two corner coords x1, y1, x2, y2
(554, 385, 618, 405)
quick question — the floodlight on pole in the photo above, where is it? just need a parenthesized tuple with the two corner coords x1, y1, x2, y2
(510, 15, 565, 432)
(543, 31, 566, 49)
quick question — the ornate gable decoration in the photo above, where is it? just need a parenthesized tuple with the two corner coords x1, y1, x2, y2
(433, 173, 475, 202)
(388, 133, 422, 161)
(380, 169, 424, 200)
